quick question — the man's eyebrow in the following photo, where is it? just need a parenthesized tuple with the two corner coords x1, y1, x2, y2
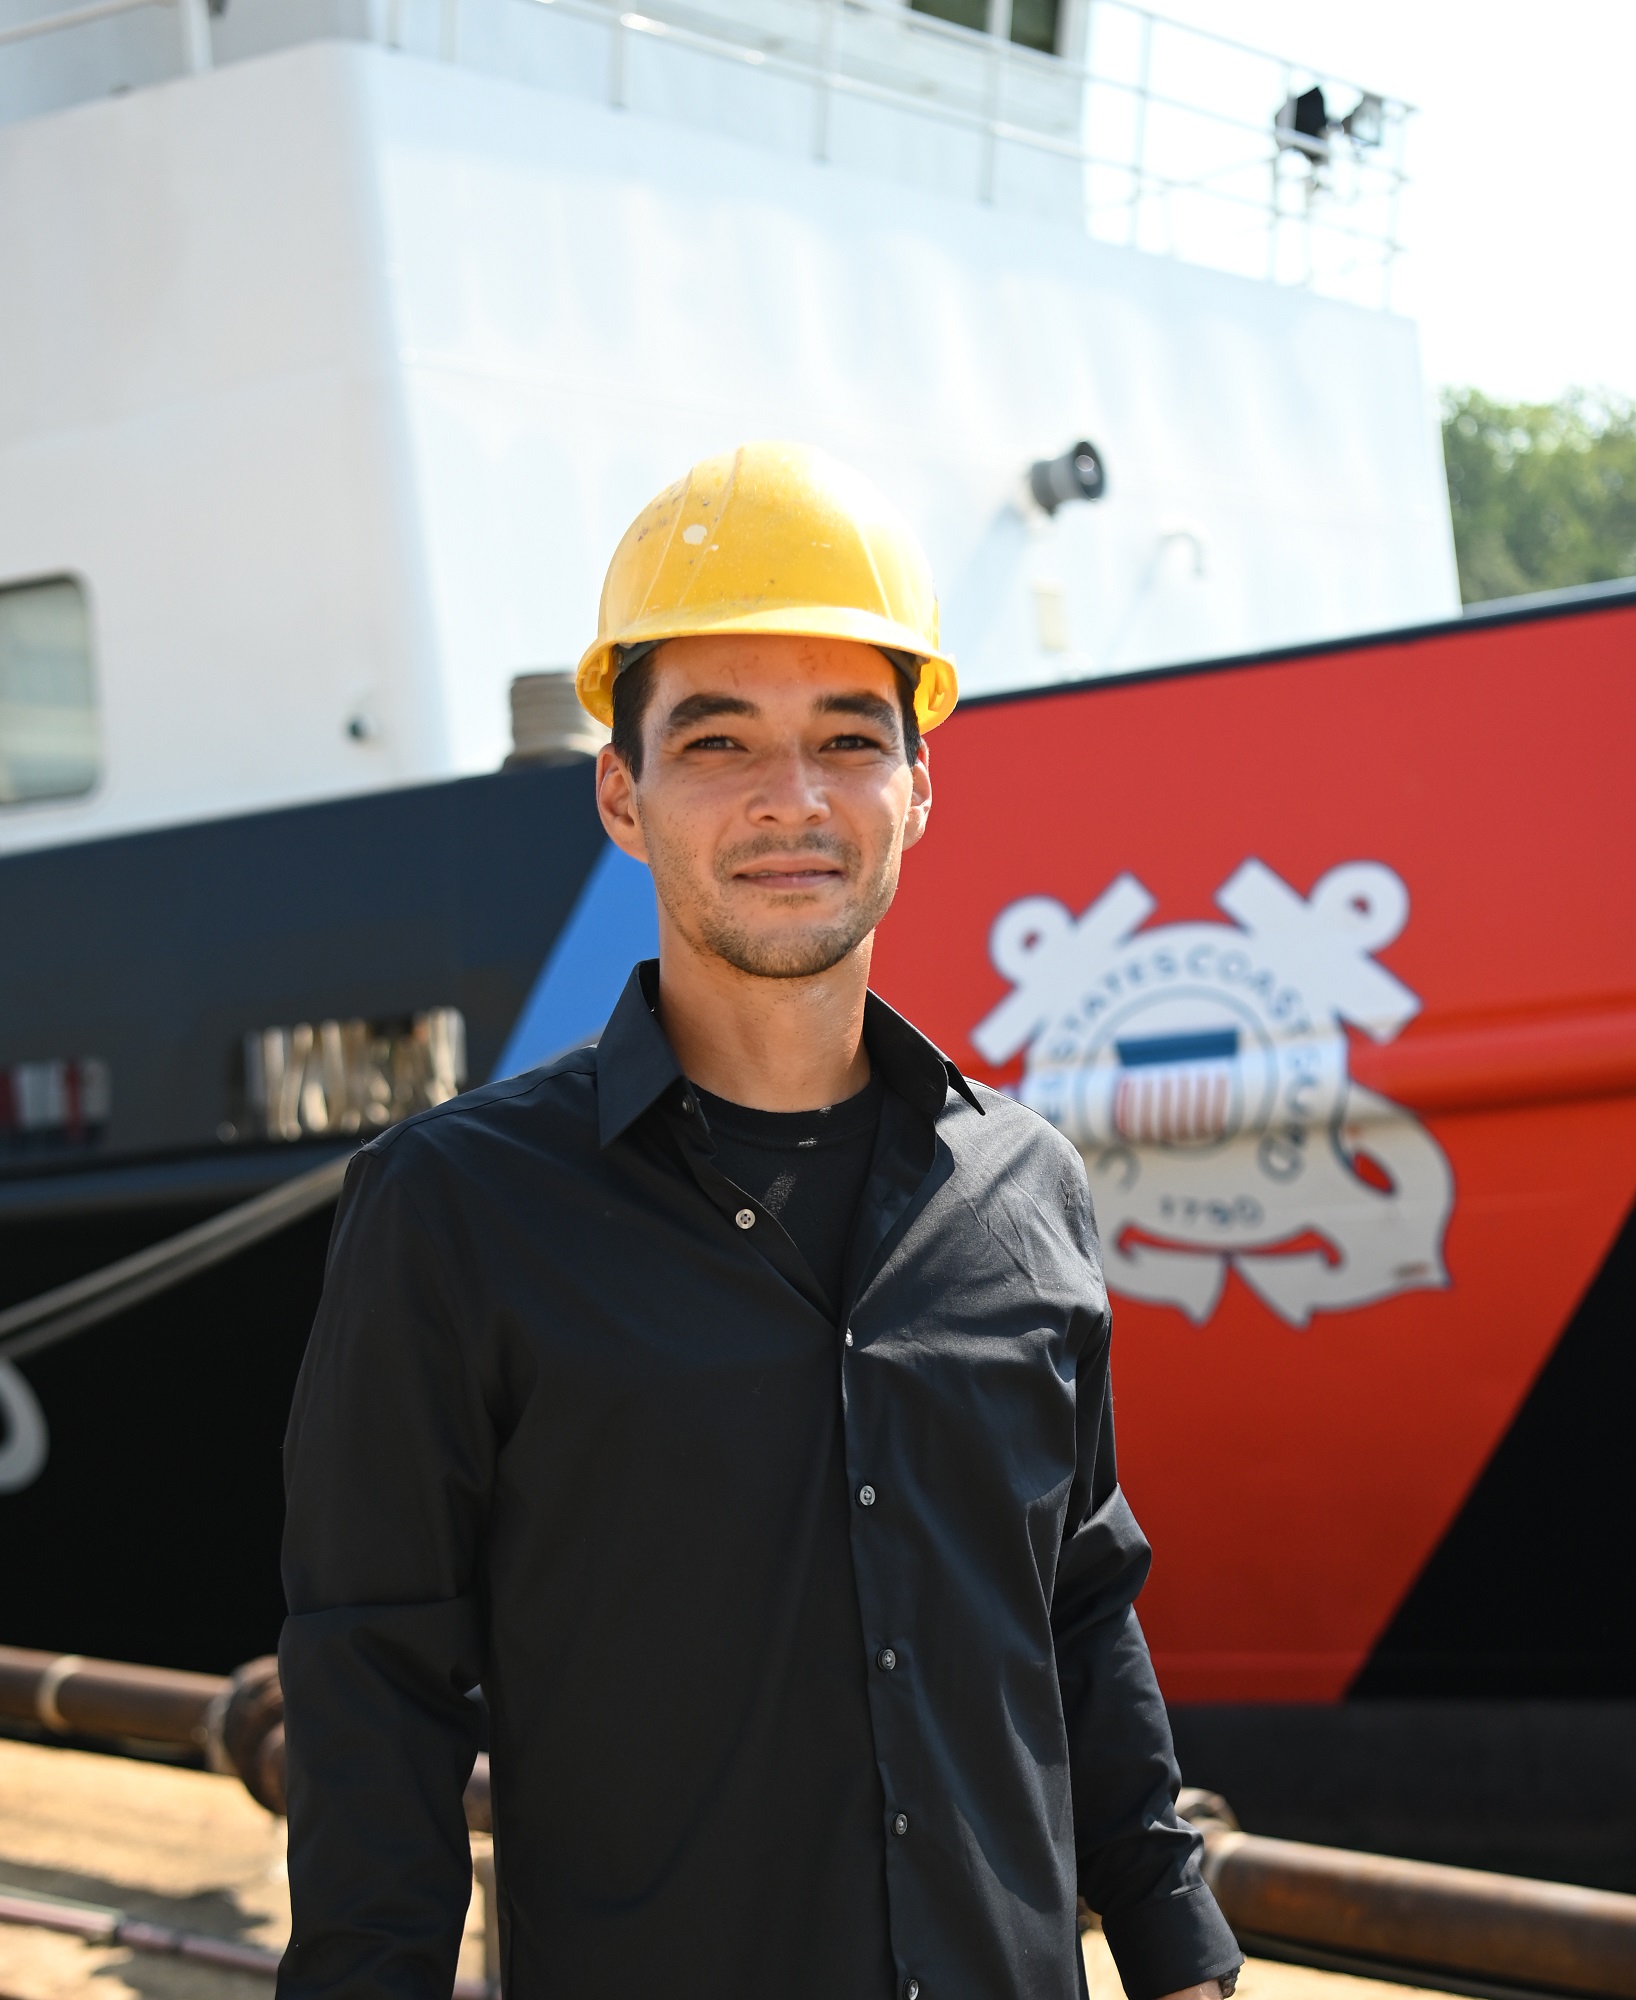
(816, 691, 901, 730)
(662, 693, 759, 735)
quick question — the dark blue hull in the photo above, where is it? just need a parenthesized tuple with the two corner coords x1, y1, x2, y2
(0, 763, 613, 1669)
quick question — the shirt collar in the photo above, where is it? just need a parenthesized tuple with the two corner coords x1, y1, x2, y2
(861, 988, 983, 1120)
(595, 960, 982, 1148)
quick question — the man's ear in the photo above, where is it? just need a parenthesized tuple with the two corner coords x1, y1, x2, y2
(901, 741, 932, 852)
(596, 745, 650, 864)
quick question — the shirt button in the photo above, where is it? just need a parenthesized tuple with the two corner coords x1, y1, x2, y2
(844, 1329, 855, 1347)
(877, 1647, 897, 1672)
(734, 1207, 756, 1230)
(857, 1484, 876, 1507)
(893, 1812, 910, 1836)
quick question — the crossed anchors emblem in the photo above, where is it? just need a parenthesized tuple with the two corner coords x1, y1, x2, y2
(973, 860, 1453, 1327)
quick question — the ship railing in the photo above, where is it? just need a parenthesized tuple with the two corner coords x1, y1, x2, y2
(0, 0, 210, 72)
(0, 0, 1411, 308)
(454, 0, 1412, 303)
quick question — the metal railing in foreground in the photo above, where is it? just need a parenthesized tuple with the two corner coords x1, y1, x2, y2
(0, 1642, 495, 1991)
(1184, 1789, 1636, 2000)
(0, 0, 1410, 306)
(6, 1644, 1636, 1997)
(0, 1642, 492, 1828)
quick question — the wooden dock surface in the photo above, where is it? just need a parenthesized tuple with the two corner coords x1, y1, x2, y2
(0, 1737, 1434, 2000)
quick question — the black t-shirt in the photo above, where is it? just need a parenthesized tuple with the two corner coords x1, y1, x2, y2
(695, 1073, 884, 1313)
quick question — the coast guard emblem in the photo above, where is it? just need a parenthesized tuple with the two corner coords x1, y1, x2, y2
(973, 860, 1453, 1326)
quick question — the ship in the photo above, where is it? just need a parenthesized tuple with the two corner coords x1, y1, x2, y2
(4, 0, 1631, 1887)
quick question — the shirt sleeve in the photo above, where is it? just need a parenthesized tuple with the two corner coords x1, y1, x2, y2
(1050, 1164, 1243, 2000)
(277, 1146, 494, 2000)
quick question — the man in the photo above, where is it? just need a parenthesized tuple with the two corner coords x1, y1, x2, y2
(278, 442, 1241, 2000)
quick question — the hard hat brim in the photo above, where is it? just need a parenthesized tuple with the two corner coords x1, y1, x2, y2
(575, 603, 958, 735)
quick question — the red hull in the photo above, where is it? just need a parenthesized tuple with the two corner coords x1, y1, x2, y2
(872, 591, 1636, 1704)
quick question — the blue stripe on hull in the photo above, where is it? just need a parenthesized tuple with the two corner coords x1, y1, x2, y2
(493, 845, 659, 1079)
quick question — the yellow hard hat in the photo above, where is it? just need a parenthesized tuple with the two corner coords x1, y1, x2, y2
(575, 441, 958, 733)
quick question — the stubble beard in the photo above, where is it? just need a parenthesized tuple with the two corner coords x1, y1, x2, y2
(647, 826, 901, 980)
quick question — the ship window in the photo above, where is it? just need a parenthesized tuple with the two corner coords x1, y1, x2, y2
(0, 576, 100, 806)
(910, 0, 1060, 55)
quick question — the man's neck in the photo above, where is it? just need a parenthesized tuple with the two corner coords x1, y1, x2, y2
(653, 922, 873, 1113)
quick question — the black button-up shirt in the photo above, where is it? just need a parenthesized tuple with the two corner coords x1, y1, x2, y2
(278, 964, 1240, 2000)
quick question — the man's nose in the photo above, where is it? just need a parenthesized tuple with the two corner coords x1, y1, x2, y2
(747, 747, 828, 823)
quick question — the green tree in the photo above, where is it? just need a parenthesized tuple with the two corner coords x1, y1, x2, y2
(1441, 388, 1636, 604)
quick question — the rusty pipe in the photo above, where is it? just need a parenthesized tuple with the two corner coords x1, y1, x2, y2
(11, 1649, 1636, 1993)
(1200, 1827, 1636, 1999)
(0, 1645, 491, 1833)
(0, 1645, 222, 1746)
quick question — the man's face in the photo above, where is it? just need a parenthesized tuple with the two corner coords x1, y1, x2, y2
(596, 633, 932, 981)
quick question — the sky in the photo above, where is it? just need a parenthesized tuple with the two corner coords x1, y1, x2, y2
(1147, 0, 1636, 404)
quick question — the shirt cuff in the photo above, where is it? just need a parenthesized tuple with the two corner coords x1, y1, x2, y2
(1100, 1882, 1243, 2000)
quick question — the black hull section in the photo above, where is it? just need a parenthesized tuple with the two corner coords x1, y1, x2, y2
(1, 766, 607, 1666)
(1353, 1200, 1636, 1701)
(1, 1200, 332, 1673)
(0, 763, 607, 1178)
(1168, 1700, 1636, 1893)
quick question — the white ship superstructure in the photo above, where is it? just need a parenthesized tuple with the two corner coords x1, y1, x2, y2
(0, 0, 1456, 853)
